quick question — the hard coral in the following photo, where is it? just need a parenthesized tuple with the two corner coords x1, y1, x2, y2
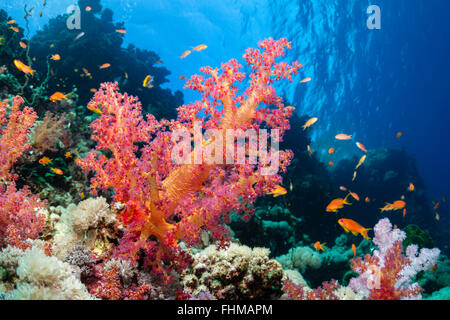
(181, 243, 285, 299)
(77, 38, 301, 278)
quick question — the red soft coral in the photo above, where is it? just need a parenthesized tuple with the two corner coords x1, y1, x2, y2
(77, 38, 301, 278)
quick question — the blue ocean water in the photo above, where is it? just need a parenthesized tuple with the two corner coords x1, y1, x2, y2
(4, 0, 449, 222)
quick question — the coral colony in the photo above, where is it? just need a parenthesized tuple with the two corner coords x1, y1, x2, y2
(0, 3, 446, 300)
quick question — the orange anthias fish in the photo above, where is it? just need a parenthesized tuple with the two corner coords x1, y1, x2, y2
(352, 243, 356, 258)
(267, 185, 287, 197)
(50, 168, 63, 175)
(328, 161, 334, 166)
(380, 200, 406, 212)
(352, 171, 357, 182)
(143, 75, 154, 88)
(395, 132, 403, 139)
(99, 63, 111, 69)
(365, 197, 370, 203)
(65, 151, 72, 159)
(19, 41, 27, 49)
(49, 92, 68, 102)
(335, 134, 352, 140)
(355, 154, 367, 170)
(338, 218, 372, 241)
(403, 208, 407, 218)
(90, 88, 97, 93)
(9, 26, 19, 33)
(50, 54, 61, 61)
(328, 147, 335, 154)
(349, 191, 360, 201)
(340, 186, 347, 191)
(314, 241, 327, 252)
(6, 20, 16, 25)
(356, 142, 368, 153)
(307, 145, 313, 156)
(408, 182, 415, 192)
(116, 29, 126, 34)
(85, 6, 92, 12)
(435, 213, 440, 221)
(326, 194, 352, 213)
(192, 44, 208, 51)
(38, 156, 52, 166)
(13, 59, 35, 75)
(180, 50, 191, 59)
(300, 77, 311, 83)
(302, 117, 318, 130)
(434, 202, 440, 210)
(87, 103, 103, 114)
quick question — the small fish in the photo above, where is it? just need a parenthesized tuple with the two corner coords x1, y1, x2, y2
(380, 200, 406, 212)
(179, 75, 186, 79)
(300, 77, 311, 83)
(50, 43, 54, 48)
(302, 117, 318, 130)
(289, 180, 293, 192)
(99, 63, 111, 69)
(80, 192, 85, 199)
(356, 142, 368, 153)
(19, 41, 27, 49)
(10, 26, 19, 33)
(192, 44, 207, 51)
(339, 186, 347, 191)
(13, 59, 35, 75)
(74, 32, 85, 41)
(335, 134, 352, 140)
(314, 241, 326, 252)
(435, 213, 440, 221)
(87, 103, 102, 114)
(180, 50, 191, 59)
(433, 202, 440, 210)
(116, 29, 126, 34)
(349, 191, 360, 201)
(328, 161, 334, 166)
(365, 197, 370, 203)
(401, 195, 405, 200)
(155, 60, 163, 64)
(85, 6, 92, 12)
(64, 151, 72, 159)
(406, 183, 415, 192)
(125, 72, 128, 79)
(38, 157, 52, 166)
(143, 75, 154, 88)
(326, 194, 352, 213)
(6, 19, 16, 25)
(90, 88, 97, 93)
(395, 132, 403, 139)
(403, 208, 407, 218)
(40, 11, 43, 17)
(352, 244, 356, 258)
(50, 54, 61, 61)
(267, 185, 287, 197)
(355, 154, 367, 170)
(50, 167, 63, 175)
(352, 171, 357, 182)
(328, 147, 335, 154)
(338, 218, 372, 241)
(49, 92, 68, 102)
(430, 264, 438, 273)
(307, 145, 313, 156)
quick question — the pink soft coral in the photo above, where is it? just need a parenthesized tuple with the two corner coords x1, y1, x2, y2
(0, 96, 45, 249)
(349, 218, 440, 300)
(77, 38, 301, 279)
